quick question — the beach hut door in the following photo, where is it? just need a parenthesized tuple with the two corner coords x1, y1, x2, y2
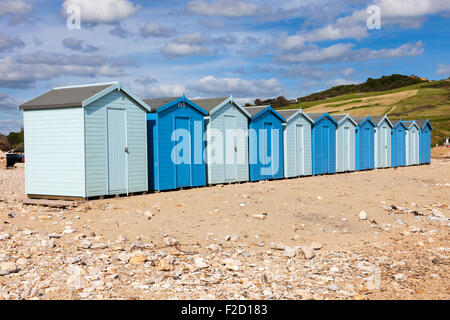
(107, 108, 128, 194)
(224, 115, 237, 181)
(296, 124, 304, 176)
(344, 126, 350, 171)
(174, 117, 191, 188)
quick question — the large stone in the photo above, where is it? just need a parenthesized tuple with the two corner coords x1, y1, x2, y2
(284, 246, 297, 258)
(163, 237, 178, 247)
(300, 246, 316, 259)
(359, 211, 368, 220)
(223, 258, 241, 271)
(129, 251, 146, 265)
(158, 256, 174, 271)
(0, 262, 19, 276)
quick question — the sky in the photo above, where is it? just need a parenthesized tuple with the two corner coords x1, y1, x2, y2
(0, 0, 449, 134)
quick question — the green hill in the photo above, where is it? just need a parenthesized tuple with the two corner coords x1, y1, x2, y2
(275, 77, 450, 146)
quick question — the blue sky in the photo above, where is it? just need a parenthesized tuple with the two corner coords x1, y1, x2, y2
(0, 0, 449, 134)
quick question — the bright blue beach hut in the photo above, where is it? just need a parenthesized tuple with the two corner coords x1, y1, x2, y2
(416, 119, 433, 164)
(245, 105, 285, 182)
(145, 95, 208, 191)
(354, 116, 376, 171)
(391, 120, 407, 167)
(308, 113, 338, 175)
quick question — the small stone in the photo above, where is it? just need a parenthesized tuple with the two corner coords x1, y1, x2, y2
(16, 258, 28, 268)
(284, 246, 297, 258)
(310, 242, 322, 250)
(223, 258, 241, 271)
(163, 236, 178, 247)
(270, 242, 285, 250)
(206, 244, 221, 252)
(431, 209, 445, 218)
(300, 246, 316, 259)
(194, 257, 209, 269)
(7, 211, 15, 218)
(117, 252, 131, 263)
(359, 211, 367, 220)
(330, 266, 340, 273)
(393, 273, 406, 281)
(38, 215, 52, 221)
(409, 226, 421, 233)
(0, 262, 19, 276)
(144, 211, 154, 219)
(328, 284, 340, 291)
(48, 233, 60, 239)
(158, 256, 174, 271)
(0, 233, 10, 241)
(294, 289, 312, 300)
(317, 196, 323, 200)
(252, 213, 267, 220)
(129, 251, 146, 265)
(91, 243, 108, 250)
(79, 240, 92, 249)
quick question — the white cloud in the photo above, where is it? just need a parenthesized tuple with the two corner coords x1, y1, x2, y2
(0, 33, 25, 52)
(62, 37, 98, 53)
(0, 91, 20, 113)
(188, 76, 285, 98)
(140, 21, 172, 38)
(436, 63, 450, 75)
(0, 53, 136, 88)
(160, 42, 210, 58)
(276, 41, 424, 64)
(0, 0, 32, 17)
(186, 0, 259, 18)
(62, 0, 140, 24)
(132, 78, 186, 99)
(326, 78, 358, 87)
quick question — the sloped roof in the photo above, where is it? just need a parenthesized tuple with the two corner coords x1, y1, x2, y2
(307, 113, 325, 121)
(277, 109, 313, 123)
(191, 97, 228, 112)
(332, 114, 346, 122)
(403, 120, 420, 129)
(245, 105, 270, 116)
(19, 83, 114, 110)
(19, 82, 152, 112)
(143, 97, 181, 110)
(352, 116, 375, 126)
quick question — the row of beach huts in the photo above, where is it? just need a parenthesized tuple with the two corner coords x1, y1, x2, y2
(18, 82, 433, 199)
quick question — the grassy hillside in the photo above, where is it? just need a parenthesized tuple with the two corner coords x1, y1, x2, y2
(277, 80, 450, 145)
(297, 74, 427, 102)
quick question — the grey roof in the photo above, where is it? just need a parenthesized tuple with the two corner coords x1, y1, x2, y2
(391, 119, 403, 127)
(143, 97, 180, 111)
(403, 120, 419, 129)
(416, 119, 428, 128)
(352, 116, 373, 125)
(370, 115, 384, 125)
(307, 113, 327, 121)
(19, 84, 114, 110)
(276, 109, 300, 120)
(332, 114, 347, 122)
(191, 97, 228, 112)
(245, 106, 270, 117)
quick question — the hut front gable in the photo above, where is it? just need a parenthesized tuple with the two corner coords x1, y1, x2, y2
(84, 90, 148, 197)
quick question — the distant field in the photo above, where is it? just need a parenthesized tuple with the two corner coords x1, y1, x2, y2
(277, 80, 450, 145)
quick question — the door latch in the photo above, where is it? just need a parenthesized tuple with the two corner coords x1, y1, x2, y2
(125, 147, 129, 153)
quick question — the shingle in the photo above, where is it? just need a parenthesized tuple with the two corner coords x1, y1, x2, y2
(370, 115, 384, 125)
(276, 109, 300, 120)
(416, 119, 427, 129)
(191, 97, 228, 112)
(306, 113, 326, 121)
(245, 105, 269, 117)
(332, 114, 347, 122)
(19, 84, 114, 110)
(143, 97, 181, 110)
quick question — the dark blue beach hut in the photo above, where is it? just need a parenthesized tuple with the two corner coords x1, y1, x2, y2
(391, 120, 407, 167)
(145, 95, 208, 191)
(245, 105, 285, 182)
(308, 113, 338, 175)
(354, 116, 376, 171)
(416, 119, 433, 164)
